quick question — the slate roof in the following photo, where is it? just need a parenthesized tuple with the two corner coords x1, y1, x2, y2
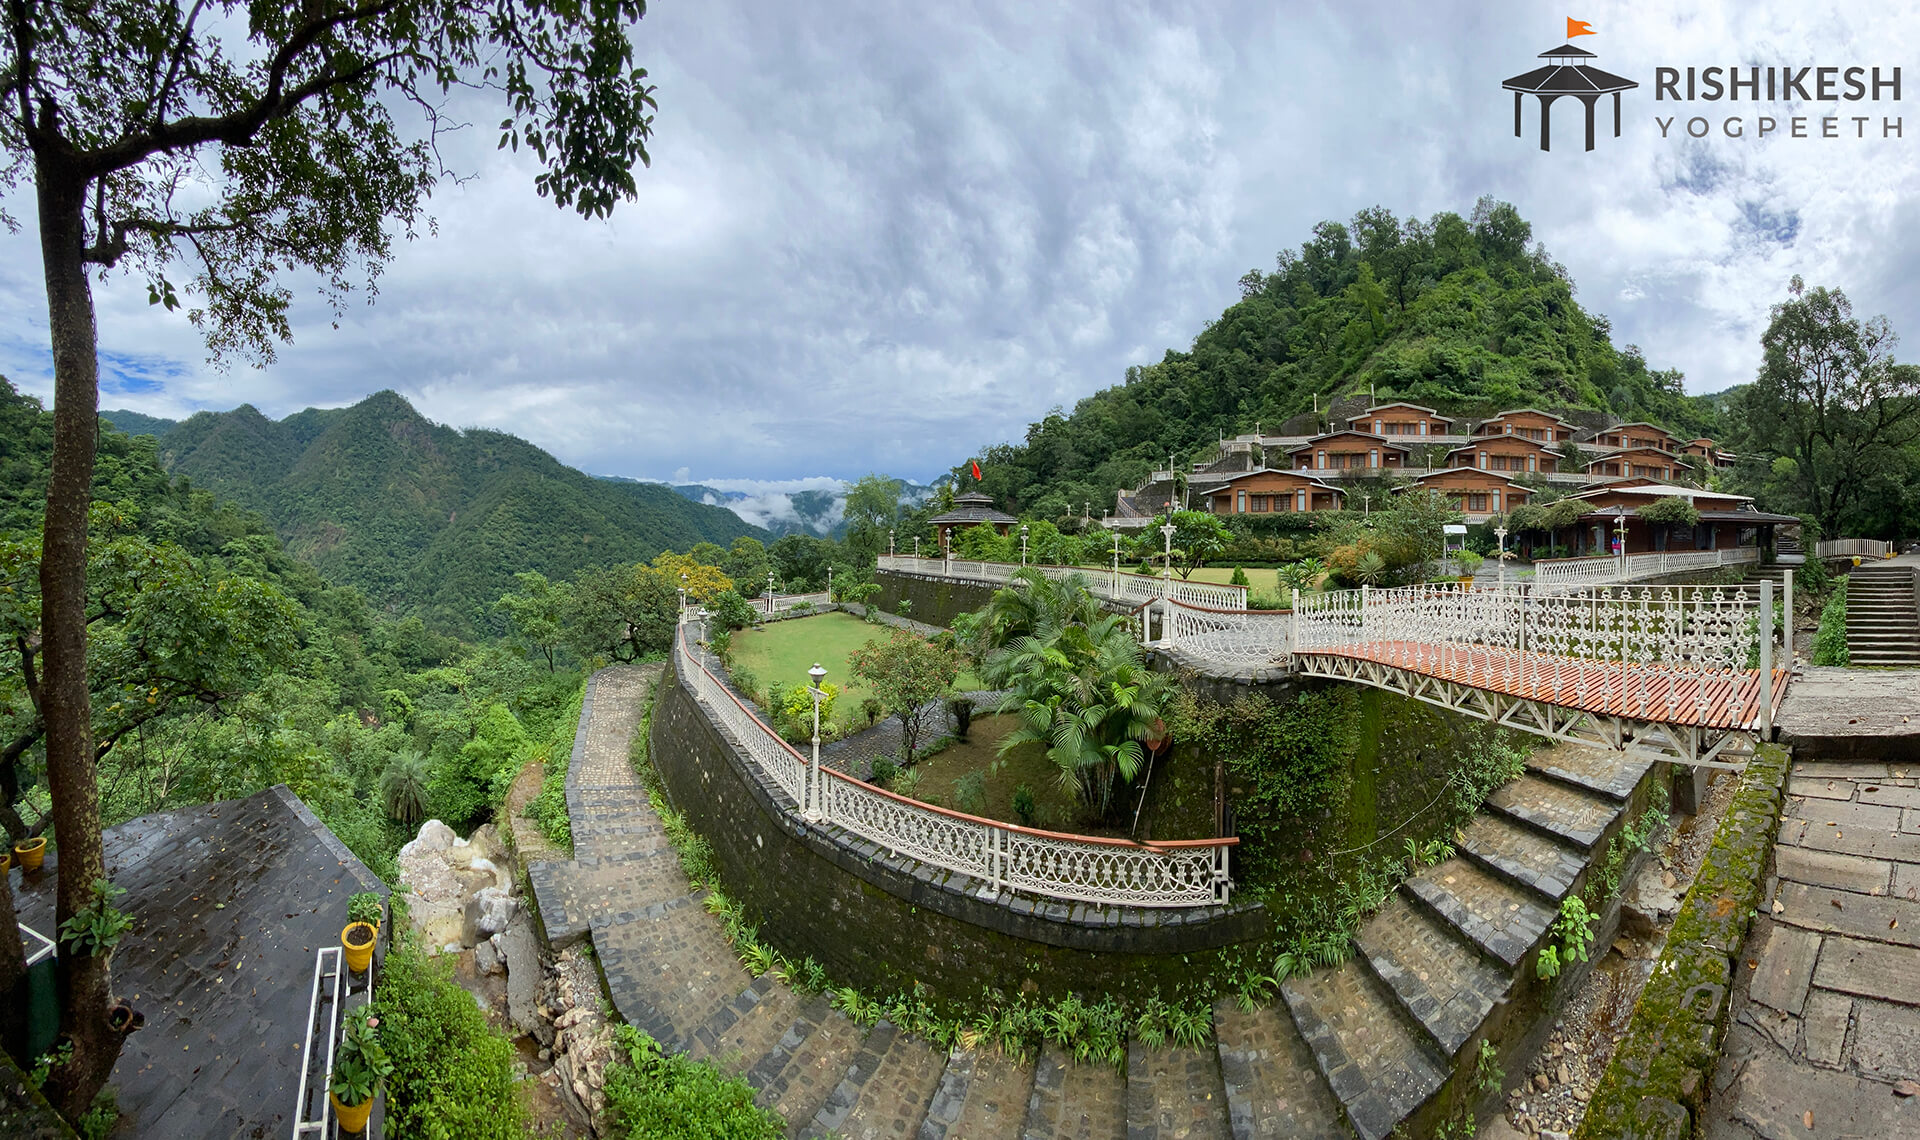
(928, 492, 1019, 526)
(11, 785, 386, 1140)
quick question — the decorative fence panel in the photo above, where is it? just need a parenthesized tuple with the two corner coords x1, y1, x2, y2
(877, 554, 1247, 610)
(676, 626, 1234, 907)
(1816, 538, 1893, 558)
(1533, 546, 1759, 588)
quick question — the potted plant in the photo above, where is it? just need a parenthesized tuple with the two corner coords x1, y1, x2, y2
(1455, 550, 1483, 586)
(347, 892, 384, 931)
(329, 1015, 392, 1135)
(341, 919, 377, 974)
(13, 836, 46, 872)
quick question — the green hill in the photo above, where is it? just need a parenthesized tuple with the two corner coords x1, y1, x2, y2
(962, 199, 1726, 515)
(149, 390, 765, 630)
(99, 408, 180, 438)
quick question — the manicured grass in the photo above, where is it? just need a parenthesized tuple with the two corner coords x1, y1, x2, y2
(729, 612, 981, 730)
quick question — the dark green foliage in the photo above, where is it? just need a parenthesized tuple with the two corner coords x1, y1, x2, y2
(527, 683, 588, 850)
(1229, 565, 1249, 586)
(1634, 496, 1700, 526)
(1171, 689, 1358, 877)
(1012, 783, 1037, 825)
(706, 589, 758, 632)
(152, 392, 764, 634)
(379, 751, 431, 826)
(942, 200, 1722, 515)
(372, 939, 530, 1140)
(602, 1025, 784, 1139)
(1812, 578, 1850, 666)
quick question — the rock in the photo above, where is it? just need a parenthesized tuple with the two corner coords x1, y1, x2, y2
(1556, 1062, 1570, 1085)
(1533, 1072, 1551, 1092)
(1543, 1132, 1571, 1140)
(474, 938, 504, 976)
(464, 886, 519, 944)
(532, 1016, 556, 1049)
(538, 1047, 552, 1062)
(499, 915, 542, 1034)
(1623, 870, 1683, 937)
(1573, 1088, 1591, 1103)
(398, 819, 458, 861)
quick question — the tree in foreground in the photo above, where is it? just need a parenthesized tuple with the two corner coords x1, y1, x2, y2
(1732, 278, 1920, 535)
(0, 0, 657, 1117)
(847, 631, 961, 764)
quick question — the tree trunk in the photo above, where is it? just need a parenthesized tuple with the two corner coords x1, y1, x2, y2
(34, 158, 128, 1122)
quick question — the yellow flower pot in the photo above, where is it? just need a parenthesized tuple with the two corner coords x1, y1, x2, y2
(342, 922, 377, 974)
(13, 837, 46, 872)
(330, 1089, 373, 1134)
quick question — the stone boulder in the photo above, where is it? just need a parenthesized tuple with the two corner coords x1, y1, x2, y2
(463, 886, 519, 945)
(397, 819, 521, 952)
(498, 913, 542, 1035)
(1622, 867, 1684, 938)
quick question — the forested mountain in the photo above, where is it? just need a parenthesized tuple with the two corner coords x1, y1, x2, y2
(958, 199, 1727, 517)
(108, 391, 763, 631)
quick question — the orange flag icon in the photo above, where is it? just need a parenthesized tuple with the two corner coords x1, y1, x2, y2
(1567, 18, 1595, 37)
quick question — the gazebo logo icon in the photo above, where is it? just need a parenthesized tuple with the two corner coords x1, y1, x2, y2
(1503, 20, 1637, 152)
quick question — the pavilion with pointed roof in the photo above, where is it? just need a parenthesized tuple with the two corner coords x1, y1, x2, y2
(927, 491, 1020, 548)
(1503, 43, 1637, 152)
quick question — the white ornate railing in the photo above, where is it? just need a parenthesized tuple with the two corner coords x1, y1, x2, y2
(1163, 602, 1295, 671)
(676, 625, 1234, 908)
(1533, 546, 1759, 588)
(1816, 538, 1892, 558)
(877, 554, 1248, 610)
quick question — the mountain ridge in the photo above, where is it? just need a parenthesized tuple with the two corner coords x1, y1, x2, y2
(107, 392, 764, 631)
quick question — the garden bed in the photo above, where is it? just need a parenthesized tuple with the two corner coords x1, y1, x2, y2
(727, 612, 981, 733)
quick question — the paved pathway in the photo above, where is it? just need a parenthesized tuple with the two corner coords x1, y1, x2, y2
(1704, 759, 1920, 1140)
(529, 661, 1667, 1140)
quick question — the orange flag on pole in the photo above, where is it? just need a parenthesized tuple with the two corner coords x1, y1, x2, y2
(1566, 17, 1595, 37)
(970, 460, 983, 481)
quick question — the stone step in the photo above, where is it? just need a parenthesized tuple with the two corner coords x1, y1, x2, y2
(1020, 1043, 1128, 1140)
(918, 1047, 1036, 1139)
(1524, 748, 1652, 803)
(690, 974, 800, 1071)
(1456, 814, 1585, 903)
(1211, 1000, 1353, 1140)
(1405, 858, 1556, 969)
(802, 1019, 946, 1140)
(1126, 1039, 1232, 1139)
(1281, 960, 1448, 1140)
(741, 995, 872, 1135)
(1486, 774, 1620, 852)
(594, 892, 753, 1054)
(1354, 894, 1511, 1058)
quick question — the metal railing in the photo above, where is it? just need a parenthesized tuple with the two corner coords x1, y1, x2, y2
(291, 947, 345, 1139)
(877, 554, 1248, 610)
(1816, 538, 1893, 558)
(1532, 546, 1759, 588)
(677, 625, 1235, 907)
(762, 590, 831, 614)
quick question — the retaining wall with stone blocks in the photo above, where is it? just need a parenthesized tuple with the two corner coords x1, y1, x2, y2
(872, 568, 1002, 629)
(1574, 743, 1792, 1140)
(648, 647, 1268, 1004)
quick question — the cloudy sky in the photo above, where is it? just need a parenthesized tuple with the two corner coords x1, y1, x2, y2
(3, 0, 1918, 491)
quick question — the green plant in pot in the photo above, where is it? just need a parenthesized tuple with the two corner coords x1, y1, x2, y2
(329, 1014, 393, 1134)
(347, 892, 384, 929)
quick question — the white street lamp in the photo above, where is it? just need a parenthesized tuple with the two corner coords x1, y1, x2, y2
(807, 663, 828, 820)
(1493, 527, 1508, 588)
(1111, 530, 1122, 597)
(767, 571, 776, 616)
(679, 571, 689, 619)
(1020, 524, 1030, 566)
(889, 529, 895, 558)
(1158, 521, 1177, 643)
(913, 535, 921, 559)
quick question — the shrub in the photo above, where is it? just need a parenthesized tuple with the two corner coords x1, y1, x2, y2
(603, 1025, 783, 1139)
(1812, 578, 1850, 666)
(707, 589, 759, 631)
(373, 940, 528, 1140)
(347, 891, 385, 926)
(869, 756, 899, 787)
(1011, 784, 1037, 826)
(1635, 496, 1700, 527)
(954, 771, 987, 815)
(1229, 565, 1250, 586)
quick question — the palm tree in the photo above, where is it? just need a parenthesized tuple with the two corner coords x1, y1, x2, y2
(966, 567, 1105, 659)
(983, 610, 1174, 818)
(379, 750, 431, 826)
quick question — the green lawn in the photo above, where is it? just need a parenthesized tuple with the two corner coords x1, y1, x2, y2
(728, 612, 981, 731)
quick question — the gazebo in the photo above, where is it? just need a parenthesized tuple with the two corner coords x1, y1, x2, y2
(1503, 43, 1637, 152)
(928, 491, 1019, 550)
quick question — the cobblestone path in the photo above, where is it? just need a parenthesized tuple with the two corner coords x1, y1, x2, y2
(1703, 760, 1920, 1140)
(528, 662, 1664, 1140)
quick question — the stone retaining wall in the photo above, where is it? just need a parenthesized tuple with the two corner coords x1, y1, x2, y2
(1574, 744, 1792, 1140)
(872, 568, 1002, 629)
(648, 649, 1269, 1005)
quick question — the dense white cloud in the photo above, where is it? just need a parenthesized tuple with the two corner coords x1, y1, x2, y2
(4, 0, 1920, 484)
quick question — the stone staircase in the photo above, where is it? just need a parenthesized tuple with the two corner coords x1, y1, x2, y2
(537, 666, 1661, 1140)
(1844, 563, 1920, 666)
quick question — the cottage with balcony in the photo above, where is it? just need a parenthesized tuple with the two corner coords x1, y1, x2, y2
(1201, 468, 1348, 515)
(1344, 402, 1454, 438)
(1415, 467, 1531, 521)
(1447, 435, 1562, 475)
(1472, 408, 1577, 443)
(1288, 431, 1411, 472)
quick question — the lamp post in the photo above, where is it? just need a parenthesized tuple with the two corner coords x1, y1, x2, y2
(767, 571, 776, 616)
(1159, 521, 1177, 642)
(1111, 530, 1122, 598)
(1614, 514, 1628, 573)
(807, 663, 828, 820)
(679, 572, 689, 620)
(889, 529, 895, 558)
(913, 535, 921, 560)
(1494, 527, 1508, 588)
(943, 528, 951, 574)
(1020, 524, 1030, 566)
(827, 564, 833, 602)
